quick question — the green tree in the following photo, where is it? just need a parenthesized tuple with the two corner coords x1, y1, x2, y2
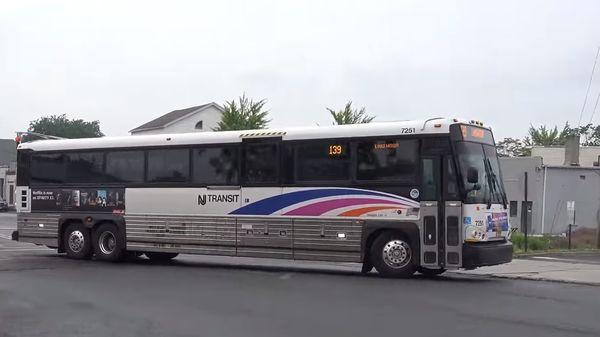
(496, 137, 532, 157)
(528, 122, 571, 146)
(28, 114, 104, 138)
(327, 101, 375, 125)
(567, 123, 600, 146)
(214, 94, 270, 131)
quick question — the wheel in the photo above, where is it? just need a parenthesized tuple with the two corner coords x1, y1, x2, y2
(145, 252, 179, 262)
(417, 266, 446, 276)
(63, 223, 92, 259)
(92, 223, 125, 262)
(370, 231, 416, 278)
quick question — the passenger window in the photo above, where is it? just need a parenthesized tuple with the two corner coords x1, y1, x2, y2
(421, 158, 438, 200)
(243, 143, 278, 184)
(509, 201, 518, 217)
(31, 153, 65, 185)
(106, 151, 145, 183)
(65, 152, 105, 183)
(192, 147, 239, 185)
(357, 139, 418, 181)
(147, 149, 190, 183)
(296, 142, 350, 181)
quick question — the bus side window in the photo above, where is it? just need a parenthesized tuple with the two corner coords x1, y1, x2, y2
(192, 146, 239, 185)
(147, 149, 190, 183)
(106, 151, 145, 183)
(243, 143, 279, 184)
(295, 142, 351, 182)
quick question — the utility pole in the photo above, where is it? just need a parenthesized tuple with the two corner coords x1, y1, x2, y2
(523, 172, 528, 252)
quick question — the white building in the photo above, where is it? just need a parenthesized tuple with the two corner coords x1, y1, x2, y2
(531, 146, 600, 167)
(0, 139, 17, 208)
(130, 102, 224, 135)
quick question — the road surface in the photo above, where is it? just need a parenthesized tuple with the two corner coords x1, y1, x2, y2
(1, 212, 599, 337)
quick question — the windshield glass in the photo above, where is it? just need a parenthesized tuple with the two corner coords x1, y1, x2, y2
(455, 142, 506, 204)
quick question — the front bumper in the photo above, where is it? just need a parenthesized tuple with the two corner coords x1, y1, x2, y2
(462, 240, 513, 269)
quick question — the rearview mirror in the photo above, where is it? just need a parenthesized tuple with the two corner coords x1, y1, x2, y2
(467, 167, 479, 184)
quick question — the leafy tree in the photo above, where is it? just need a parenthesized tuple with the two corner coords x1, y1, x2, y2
(566, 123, 600, 146)
(214, 94, 270, 131)
(327, 101, 375, 125)
(527, 123, 571, 146)
(28, 114, 104, 138)
(496, 137, 532, 157)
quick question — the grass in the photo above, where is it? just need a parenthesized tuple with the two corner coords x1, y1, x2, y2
(510, 228, 600, 255)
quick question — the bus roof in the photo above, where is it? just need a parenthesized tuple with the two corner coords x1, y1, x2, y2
(18, 117, 489, 152)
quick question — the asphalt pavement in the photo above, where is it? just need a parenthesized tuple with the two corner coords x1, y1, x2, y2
(1, 212, 600, 337)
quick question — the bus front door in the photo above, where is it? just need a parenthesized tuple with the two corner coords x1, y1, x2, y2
(420, 156, 463, 269)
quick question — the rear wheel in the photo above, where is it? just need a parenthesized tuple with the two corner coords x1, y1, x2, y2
(145, 252, 179, 262)
(63, 223, 92, 259)
(93, 223, 125, 262)
(417, 266, 446, 276)
(370, 231, 416, 278)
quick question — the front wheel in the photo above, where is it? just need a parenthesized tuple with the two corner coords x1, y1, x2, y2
(370, 231, 416, 278)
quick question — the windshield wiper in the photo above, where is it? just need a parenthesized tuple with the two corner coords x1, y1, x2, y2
(485, 157, 508, 209)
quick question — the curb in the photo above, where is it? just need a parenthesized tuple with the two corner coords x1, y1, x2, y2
(451, 270, 600, 287)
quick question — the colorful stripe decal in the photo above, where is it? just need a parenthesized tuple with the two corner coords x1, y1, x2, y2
(339, 206, 404, 217)
(283, 198, 404, 216)
(229, 188, 419, 216)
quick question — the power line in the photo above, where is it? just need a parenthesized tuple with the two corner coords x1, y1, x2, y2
(589, 86, 600, 124)
(578, 46, 600, 127)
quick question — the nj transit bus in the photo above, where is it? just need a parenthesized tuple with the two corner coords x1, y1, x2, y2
(14, 118, 512, 277)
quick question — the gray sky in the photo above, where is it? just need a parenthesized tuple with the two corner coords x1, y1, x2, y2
(1, 0, 600, 140)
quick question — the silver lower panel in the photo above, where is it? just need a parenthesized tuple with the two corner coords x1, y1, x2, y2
(125, 214, 363, 262)
(17, 213, 60, 247)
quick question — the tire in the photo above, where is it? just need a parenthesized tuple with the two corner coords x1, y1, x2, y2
(63, 223, 93, 259)
(417, 266, 446, 276)
(145, 252, 179, 262)
(92, 223, 125, 262)
(370, 231, 416, 278)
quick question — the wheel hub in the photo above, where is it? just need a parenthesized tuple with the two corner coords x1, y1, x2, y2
(68, 230, 85, 253)
(382, 239, 411, 269)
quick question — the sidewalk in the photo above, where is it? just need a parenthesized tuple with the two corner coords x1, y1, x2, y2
(453, 254, 600, 286)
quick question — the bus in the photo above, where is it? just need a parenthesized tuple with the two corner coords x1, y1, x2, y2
(14, 118, 512, 277)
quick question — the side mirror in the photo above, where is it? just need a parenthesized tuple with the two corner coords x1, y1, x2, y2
(467, 167, 479, 184)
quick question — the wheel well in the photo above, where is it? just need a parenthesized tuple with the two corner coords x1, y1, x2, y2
(362, 224, 420, 265)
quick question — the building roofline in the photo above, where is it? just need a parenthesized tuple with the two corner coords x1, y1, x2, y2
(129, 102, 224, 133)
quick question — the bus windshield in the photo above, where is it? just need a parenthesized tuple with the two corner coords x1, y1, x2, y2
(455, 141, 507, 205)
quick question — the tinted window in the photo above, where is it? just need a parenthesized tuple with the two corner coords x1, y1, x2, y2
(106, 151, 144, 183)
(357, 139, 418, 181)
(296, 142, 350, 181)
(65, 152, 104, 183)
(31, 153, 65, 185)
(243, 143, 278, 184)
(192, 147, 239, 185)
(421, 158, 438, 200)
(147, 149, 190, 183)
(446, 156, 460, 200)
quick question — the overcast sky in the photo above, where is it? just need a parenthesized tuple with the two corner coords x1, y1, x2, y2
(1, 0, 600, 140)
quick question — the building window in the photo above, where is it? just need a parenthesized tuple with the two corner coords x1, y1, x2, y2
(509, 201, 518, 217)
(195, 121, 203, 130)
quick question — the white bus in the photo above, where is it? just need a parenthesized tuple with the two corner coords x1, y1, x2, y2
(14, 118, 512, 277)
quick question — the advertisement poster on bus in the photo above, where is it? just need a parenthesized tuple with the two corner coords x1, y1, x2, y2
(30, 188, 125, 213)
